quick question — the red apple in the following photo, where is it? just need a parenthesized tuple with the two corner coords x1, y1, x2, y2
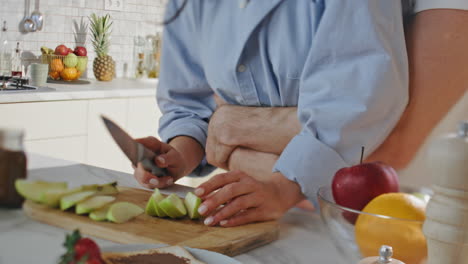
(68, 48, 74, 55)
(54, 44, 69, 56)
(332, 161, 399, 223)
(74, 46, 87, 57)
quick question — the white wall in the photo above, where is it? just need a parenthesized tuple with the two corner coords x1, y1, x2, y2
(0, 0, 167, 78)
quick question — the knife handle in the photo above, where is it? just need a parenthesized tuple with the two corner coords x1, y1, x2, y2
(141, 158, 167, 177)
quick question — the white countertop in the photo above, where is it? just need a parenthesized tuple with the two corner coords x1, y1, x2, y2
(0, 154, 341, 264)
(0, 78, 158, 104)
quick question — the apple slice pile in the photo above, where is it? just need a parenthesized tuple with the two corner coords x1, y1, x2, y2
(145, 189, 202, 220)
(15, 180, 143, 224)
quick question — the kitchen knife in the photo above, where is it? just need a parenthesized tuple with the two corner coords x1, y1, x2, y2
(101, 115, 167, 177)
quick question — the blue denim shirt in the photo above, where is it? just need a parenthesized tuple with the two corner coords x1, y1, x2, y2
(157, 0, 408, 205)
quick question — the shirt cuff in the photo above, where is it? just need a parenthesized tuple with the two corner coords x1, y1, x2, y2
(273, 133, 348, 208)
(158, 118, 208, 148)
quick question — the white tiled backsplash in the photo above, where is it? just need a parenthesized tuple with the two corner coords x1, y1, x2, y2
(0, 0, 167, 78)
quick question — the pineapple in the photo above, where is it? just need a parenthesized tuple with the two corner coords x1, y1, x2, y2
(89, 13, 115, 81)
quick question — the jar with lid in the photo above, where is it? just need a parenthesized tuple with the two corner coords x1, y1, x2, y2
(0, 128, 27, 208)
(358, 245, 405, 264)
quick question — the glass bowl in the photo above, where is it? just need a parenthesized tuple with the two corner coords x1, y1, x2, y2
(317, 185, 432, 264)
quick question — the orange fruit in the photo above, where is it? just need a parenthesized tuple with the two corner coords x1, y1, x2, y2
(60, 67, 79, 81)
(48, 71, 60, 80)
(50, 58, 64, 73)
(355, 193, 427, 264)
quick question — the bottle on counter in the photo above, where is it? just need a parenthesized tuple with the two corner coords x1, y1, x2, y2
(146, 33, 161, 79)
(133, 36, 146, 78)
(11, 42, 22, 77)
(423, 121, 468, 264)
(0, 128, 27, 208)
(0, 21, 12, 75)
(358, 245, 405, 264)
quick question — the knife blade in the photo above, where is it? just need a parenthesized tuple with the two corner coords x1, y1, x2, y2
(101, 115, 167, 177)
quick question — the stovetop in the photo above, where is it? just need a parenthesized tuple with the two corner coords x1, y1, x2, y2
(0, 75, 38, 91)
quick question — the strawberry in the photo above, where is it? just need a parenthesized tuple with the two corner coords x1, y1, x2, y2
(74, 238, 102, 261)
(58, 229, 103, 264)
(85, 259, 102, 264)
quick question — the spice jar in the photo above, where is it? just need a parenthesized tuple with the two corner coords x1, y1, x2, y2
(0, 128, 27, 208)
(358, 245, 405, 264)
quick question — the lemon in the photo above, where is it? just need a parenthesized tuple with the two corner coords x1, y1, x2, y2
(355, 193, 427, 264)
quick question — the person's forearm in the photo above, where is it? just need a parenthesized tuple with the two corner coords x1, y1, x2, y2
(169, 136, 205, 175)
(212, 105, 301, 155)
(228, 147, 279, 181)
(366, 9, 468, 169)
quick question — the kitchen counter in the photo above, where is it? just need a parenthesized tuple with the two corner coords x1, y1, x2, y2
(0, 154, 340, 264)
(0, 78, 157, 104)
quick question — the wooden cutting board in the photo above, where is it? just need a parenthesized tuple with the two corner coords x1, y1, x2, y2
(22, 187, 279, 257)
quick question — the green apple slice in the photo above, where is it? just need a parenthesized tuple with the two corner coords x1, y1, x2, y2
(184, 192, 202, 219)
(107, 202, 144, 224)
(35, 181, 67, 189)
(145, 195, 158, 216)
(39, 186, 86, 208)
(15, 180, 68, 202)
(89, 204, 112, 221)
(81, 182, 118, 195)
(145, 189, 167, 217)
(76, 195, 116, 215)
(158, 193, 187, 219)
(40, 189, 72, 208)
(60, 191, 96, 211)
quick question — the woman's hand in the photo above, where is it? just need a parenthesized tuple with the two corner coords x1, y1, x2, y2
(195, 170, 304, 227)
(133, 136, 187, 189)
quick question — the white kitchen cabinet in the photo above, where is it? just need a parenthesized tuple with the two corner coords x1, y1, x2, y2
(127, 97, 162, 139)
(0, 101, 88, 140)
(86, 98, 132, 173)
(25, 136, 87, 163)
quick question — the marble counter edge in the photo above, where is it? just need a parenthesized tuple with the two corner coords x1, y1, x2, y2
(0, 78, 158, 104)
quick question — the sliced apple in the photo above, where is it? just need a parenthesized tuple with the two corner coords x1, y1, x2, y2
(60, 191, 96, 211)
(15, 180, 68, 202)
(107, 202, 144, 224)
(184, 192, 202, 219)
(158, 193, 187, 219)
(81, 182, 118, 195)
(145, 189, 167, 217)
(76, 195, 116, 215)
(89, 204, 112, 221)
(34, 181, 67, 189)
(40, 189, 71, 208)
(145, 195, 158, 216)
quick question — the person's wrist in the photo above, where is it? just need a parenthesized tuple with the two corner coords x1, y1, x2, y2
(271, 172, 305, 212)
(169, 136, 204, 175)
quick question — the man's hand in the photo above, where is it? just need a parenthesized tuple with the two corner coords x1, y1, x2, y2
(194, 170, 305, 227)
(206, 105, 300, 169)
(133, 137, 187, 189)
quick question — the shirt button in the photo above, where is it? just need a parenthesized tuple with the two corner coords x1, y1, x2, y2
(237, 64, 246, 72)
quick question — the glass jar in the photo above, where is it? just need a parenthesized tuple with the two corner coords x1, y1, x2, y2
(0, 128, 27, 208)
(133, 36, 146, 78)
(0, 21, 12, 76)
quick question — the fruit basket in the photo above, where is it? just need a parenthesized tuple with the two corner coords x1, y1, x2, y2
(40, 45, 88, 82)
(41, 54, 88, 81)
(317, 185, 432, 264)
